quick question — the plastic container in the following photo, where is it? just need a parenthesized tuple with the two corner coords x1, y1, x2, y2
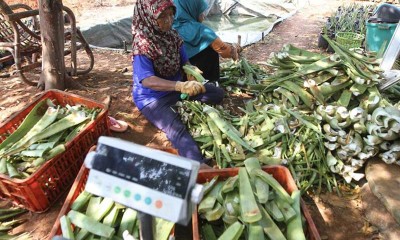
(0, 90, 110, 212)
(369, 3, 400, 24)
(366, 21, 397, 52)
(192, 165, 321, 240)
(335, 32, 364, 49)
(49, 147, 178, 239)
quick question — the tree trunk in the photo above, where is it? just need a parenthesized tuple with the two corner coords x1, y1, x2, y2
(38, 0, 66, 90)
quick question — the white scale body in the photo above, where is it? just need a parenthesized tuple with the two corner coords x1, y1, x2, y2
(84, 136, 204, 225)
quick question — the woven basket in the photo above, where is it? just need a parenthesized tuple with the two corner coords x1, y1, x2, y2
(336, 32, 364, 49)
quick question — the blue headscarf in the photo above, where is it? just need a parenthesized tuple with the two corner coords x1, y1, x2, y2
(173, 0, 218, 58)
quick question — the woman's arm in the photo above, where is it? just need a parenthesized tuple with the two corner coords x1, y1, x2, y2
(141, 76, 177, 91)
(211, 37, 239, 60)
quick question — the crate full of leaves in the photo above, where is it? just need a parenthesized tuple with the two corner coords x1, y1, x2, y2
(0, 90, 109, 212)
(49, 160, 174, 240)
(192, 159, 320, 240)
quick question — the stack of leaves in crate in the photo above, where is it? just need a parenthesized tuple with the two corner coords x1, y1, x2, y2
(198, 158, 306, 240)
(59, 191, 174, 240)
(0, 98, 102, 179)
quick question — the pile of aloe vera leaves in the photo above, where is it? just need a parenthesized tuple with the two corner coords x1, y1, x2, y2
(181, 39, 400, 195)
(59, 190, 174, 240)
(0, 98, 101, 179)
(0, 204, 31, 239)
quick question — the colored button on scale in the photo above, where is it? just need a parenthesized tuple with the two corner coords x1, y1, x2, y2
(144, 197, 152, 205)
(155, 200, 163, 209)
(134, 193, 141, 201)
(114, 186, 121, 194)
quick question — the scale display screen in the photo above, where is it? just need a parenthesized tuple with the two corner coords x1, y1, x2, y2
(92, 143, 192, 199)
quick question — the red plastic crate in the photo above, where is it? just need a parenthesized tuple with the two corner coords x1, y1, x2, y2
(0, 90, 110, 212)
(49, 147, 178, 239)
(192, 165, 321, 240)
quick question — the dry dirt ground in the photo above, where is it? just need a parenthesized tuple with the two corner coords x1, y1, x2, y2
(0, 0, 389, 239)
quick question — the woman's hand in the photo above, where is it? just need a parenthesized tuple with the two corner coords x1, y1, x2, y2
(175, 81, 206, 96)
(231, 43, 242, 61)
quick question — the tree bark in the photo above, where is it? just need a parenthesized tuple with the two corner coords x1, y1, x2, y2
(38, 0, 66, 90)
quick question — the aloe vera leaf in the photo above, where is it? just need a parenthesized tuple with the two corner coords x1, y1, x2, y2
(64, 121, 88, 142)
(323, 35, 379, 82)
(67, 210, 115, 239)
(350, 83, 368, 96)
(224, 190, 240, 216)
(213, 142, 222, 168)
(204, 202, 225, 221)
(248, 223, 264, 240)
(255, 177, 270, 204)
(71, 191, 93, 211)
(221, 175, 238, 193)
(31, 144, 65, 167)
(319, 81, 353, 97)
(76, 197, 115, 240)
(2, 106, 60, 156)
(239, 167, 261, 223)
(252, 169, 293, 204)
(285, 109, 321, 135)
(282, 44, 324, 61)
(313, 72, 336, 84)
(20, 149, 49, 158)
(258, 204, 287, 240)
(267, 55, 342, 90)
(274, 87, 299, 106)
(85, 196, 102, 217)
(204, 106, 256, 152)
(102, 205, 120, 227)
(198, 181, 224, 214)
(0, 100, 48, 152)
(60, 215, 75, 240)
(244, 157, 261, 176)
(286, 190, 306, 240)
(282, 81, 314, 109)
(275, 198, 297, 222)
(330, 73, 350, 85)
(220, 144, 232, 163)
(5, 111, 88, 156)
(195, 136, 213, 143)
(201, 223, 217, 240)
(47, 129, 66, 143)
(44, 144, 66, 160)
(0, 208, 26, 221)
(0, 158, 6, 174)
(182, 64, 206, 83)
(31, 157, 45, 168)
(34, 141, 58, 150)
(153, 217, 174, 240)
(31, 111, 89, 144)
(6, 163, 21, 178)
(117, 208, 137, 237)
(266, 200, 284, 222)
(0, 222, 25, 232)
(337, 89, 352, 107)
(222, 212, 238, 225)
(218, 221, 244, 240)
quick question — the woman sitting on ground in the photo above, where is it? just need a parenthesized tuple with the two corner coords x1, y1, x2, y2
(131, 0, 224, 168)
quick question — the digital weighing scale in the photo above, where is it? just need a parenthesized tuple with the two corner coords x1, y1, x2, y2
(83, 136, 204, 239)
(378, 21, 400, 90)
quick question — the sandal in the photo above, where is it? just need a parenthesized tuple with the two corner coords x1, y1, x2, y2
(108, 116, 128, 133)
